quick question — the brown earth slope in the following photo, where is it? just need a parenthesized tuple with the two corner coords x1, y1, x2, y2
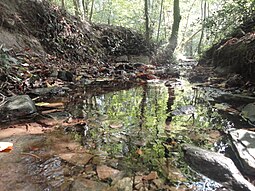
(199, 17, 255, 82)
(0, 0, 153, 96)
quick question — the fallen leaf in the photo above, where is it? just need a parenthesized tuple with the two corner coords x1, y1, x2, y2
(136, 148, 143, 155)
(0, 142, 13, 152)
(109, 123, 123, 129)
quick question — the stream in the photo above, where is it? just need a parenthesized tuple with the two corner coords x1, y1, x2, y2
(1, 62, 254, 191)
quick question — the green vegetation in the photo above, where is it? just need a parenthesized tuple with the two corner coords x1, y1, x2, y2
(48, 0, 254, 58)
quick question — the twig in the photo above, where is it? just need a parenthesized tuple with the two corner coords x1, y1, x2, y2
(21, 152, 41, 160)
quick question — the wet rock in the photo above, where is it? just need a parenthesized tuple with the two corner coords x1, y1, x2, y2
(58, 70, 74, 82)
(30, 86, 71, 96)
(96, 165, 120, 180)
(189, 75, 208, 83)
(0, 95, 36, 121)
(71, 178, 109, 191)
(40, 156, 65, 188)
(215, 93, 255, 105)
(59, 152, 93, 166)
(111, 177, 133, 191)
(182, 144, 255, 191)
(229, 129, 255, 175)
(241, 102, 255, 123)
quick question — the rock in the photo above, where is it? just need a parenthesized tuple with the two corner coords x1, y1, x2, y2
(182, 144, 255, 191)
(225, 74, 244, 88)
(154, 67, 180, 78)
(71, 178, 109, 191)
(0, 95, 36, 121)
(229, 129, 255, 175)
(115, 55, 129, 62)
(129, 55, 150, 64)
(215, 93, 255, 105)
(96, 165, 120, 180)
(214, 65, 237, 76)
(241, 102, 255, 123)
(30, 87, 70, 96)
(142, 171, 158, 181)
(112, 177, 133, 191)
(59, 152, 93, 166)
(57, 70, 73, 82)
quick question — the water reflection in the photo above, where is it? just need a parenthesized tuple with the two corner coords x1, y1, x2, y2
(66, 80, 226, 190)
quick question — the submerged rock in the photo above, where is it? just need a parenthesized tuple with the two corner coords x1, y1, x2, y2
(182, 144, 255, 191)
(229, 129, 255, 175)
(0, 95, 36, 121)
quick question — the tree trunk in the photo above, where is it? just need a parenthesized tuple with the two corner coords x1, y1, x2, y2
(61, 0, 65, 9)
(197, 0, 207, 54)
(167, 0, 181, 54)
(82, 0, 89, 18)
(165, 0, 181, 62)
(156, 0, 164, 43)
(89, 0, 95, 22)
(144, 0, 150, 41)
(107, 0, 112, 25)
(73, 0, 79, 17)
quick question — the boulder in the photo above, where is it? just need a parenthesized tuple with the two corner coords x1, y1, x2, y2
(182, 144, 255, 191)
(241, 103, 255, 124)
(229, 129, 255, 175)
(0, 95, 36, 121)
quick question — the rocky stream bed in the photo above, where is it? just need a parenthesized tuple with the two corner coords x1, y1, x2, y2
(1, 61, 255, 191)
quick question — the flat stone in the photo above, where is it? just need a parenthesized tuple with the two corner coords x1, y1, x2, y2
(230, 129, 255, 175)
(71, 178, 109, 191)
(96, 165, 120, 180)
(59, 152, 93, 166)
(0, 95, 36, 121)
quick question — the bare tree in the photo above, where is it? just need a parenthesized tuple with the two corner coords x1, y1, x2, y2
(73, 0, 79, 17)
(61, 0, 65, 9)
(156, 0, 164, 43)
(89, 0, 94, 22)
(166, 0, 181, 57)
(197, 0, 207, 54)
(144, 0, 150, 41)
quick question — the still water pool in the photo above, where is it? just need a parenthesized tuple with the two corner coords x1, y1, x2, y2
(63, 78, 228, 190)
